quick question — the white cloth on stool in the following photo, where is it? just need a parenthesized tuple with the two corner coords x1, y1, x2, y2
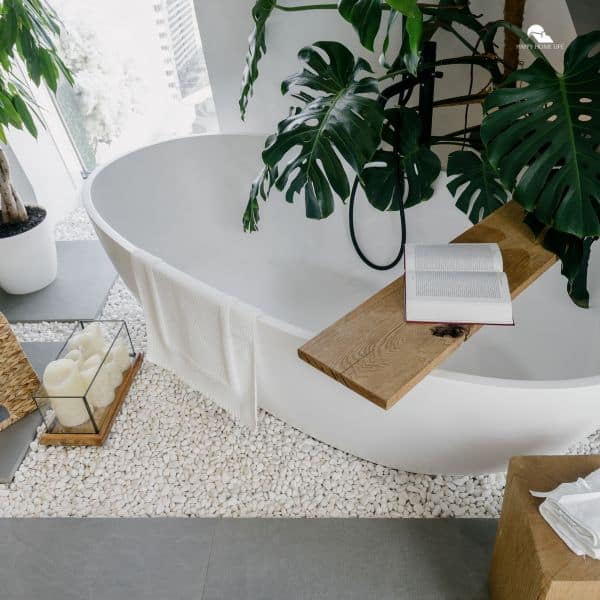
(531, 468, 600, 559)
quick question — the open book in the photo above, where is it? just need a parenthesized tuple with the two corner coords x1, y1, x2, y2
(404, 243, 513, 325)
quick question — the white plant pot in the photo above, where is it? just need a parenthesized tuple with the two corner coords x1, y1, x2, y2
(0, 209, 57, 294)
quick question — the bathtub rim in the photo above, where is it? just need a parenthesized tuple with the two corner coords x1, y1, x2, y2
(82, 133, 600, 393)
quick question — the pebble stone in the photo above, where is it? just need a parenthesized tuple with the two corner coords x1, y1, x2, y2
(1, 208, 598, 518)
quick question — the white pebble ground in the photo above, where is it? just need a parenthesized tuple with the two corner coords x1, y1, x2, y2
(1, 209, 599, 518)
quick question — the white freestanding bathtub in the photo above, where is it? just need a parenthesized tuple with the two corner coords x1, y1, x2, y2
(83, 134, 600, 475)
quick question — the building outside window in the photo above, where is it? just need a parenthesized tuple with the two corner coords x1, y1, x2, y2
(44, 0, 218, 173)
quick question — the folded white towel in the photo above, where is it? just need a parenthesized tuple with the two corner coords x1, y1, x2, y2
(531, 468, 600, 559)
(132, 247, 261, 428)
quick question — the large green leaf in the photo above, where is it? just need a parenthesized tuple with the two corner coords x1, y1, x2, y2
(447, 150, 508, 224)
(0, 0, 72, 142)
(242, 159, 276, 232)
(385, 0, 422, 75)
(243, 41, 384, 229)
(481, 31, 600, 238)
(338, 0, 382, 52)
(361, 107, 441, 211)
(524, 213, 597, 308)
(239, 0, 276, 120)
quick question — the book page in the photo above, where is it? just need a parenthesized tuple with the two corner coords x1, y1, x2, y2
(405, 244, 503, 273)
(405, 270, 512, 324)
(414, 271, 509, 302)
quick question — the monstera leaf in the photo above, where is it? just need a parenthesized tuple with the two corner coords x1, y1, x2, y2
(242, 159, 276, 232)
(361, 107, 441, 211)
(243, 41, 384, 229)
(386, 0, 422, 75)
(338, 0, 422, 74)
(447, 150, 508, 224)
(481, 31, 600, 238)
(338, 0, 383, 51)
(239, 0, 276, 120)
(524, 213, 597, 308)
(545, 231, 596, 308)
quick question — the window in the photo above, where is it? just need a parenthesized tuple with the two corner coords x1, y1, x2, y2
(48, 0, 218, 171)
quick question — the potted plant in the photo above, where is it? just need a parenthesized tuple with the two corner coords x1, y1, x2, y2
(0, 0, 73, 294)
(240, 0, 600, 307)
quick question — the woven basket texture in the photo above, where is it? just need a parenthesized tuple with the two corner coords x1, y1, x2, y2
(0, 313, 40, 432)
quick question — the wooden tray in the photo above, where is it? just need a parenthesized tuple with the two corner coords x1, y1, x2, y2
(298, 202, 557, 410)
(40, 353, 143, 446)
(0, 312, 40, 432)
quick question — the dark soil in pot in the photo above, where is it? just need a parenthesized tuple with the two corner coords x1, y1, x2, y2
(0, 206, 46, 239)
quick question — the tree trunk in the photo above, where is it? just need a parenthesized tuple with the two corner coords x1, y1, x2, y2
(0, 147, 28, 224)
(503, 0, 527, 76)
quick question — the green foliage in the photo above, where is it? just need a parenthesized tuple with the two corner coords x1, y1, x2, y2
(0, 0, 72, 143)
(239, 1, 600, 306)
(243, 157, 275, 233)
(447, 150, 508, 224)
(239, 0, 277, 120)
(362, 107, 440, 210)
(338, 0, 382, 52)
(243, 41, 383, 229)
(524, 213, 596, 308)
(385, 0, 421, 74)
(482, 31, 600, 238)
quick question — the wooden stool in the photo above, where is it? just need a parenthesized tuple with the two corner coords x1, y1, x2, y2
(489, 455, 600, 599)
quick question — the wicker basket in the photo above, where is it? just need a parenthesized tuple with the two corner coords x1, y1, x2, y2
(0, 312, 40, 432)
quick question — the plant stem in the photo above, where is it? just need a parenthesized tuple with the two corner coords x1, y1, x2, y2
(430, 138, 477, 148)
(443, 24, 478, 53)
(0, 147, 27, 224)
(378, 55, 500, 82)
(275, 1, 468, 9)
(432, 92, 488, 108)
(274, 3, 337, 11)
(440, 125, 481, 139)
(483, 20, 547, 64)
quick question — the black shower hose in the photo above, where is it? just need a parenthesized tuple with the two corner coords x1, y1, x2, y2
(348, 175, 407, 271)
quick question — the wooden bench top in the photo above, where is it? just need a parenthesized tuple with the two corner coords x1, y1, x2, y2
(298, 202, 557, 410)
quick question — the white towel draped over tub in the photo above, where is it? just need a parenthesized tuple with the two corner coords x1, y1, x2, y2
(132, 247, 261, 428)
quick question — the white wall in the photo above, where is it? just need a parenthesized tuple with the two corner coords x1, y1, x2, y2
(8, 96, 80, 226)
(3, 144, 36, 205)
(6, 62, 82, 226)
(195, 0, 576, 162)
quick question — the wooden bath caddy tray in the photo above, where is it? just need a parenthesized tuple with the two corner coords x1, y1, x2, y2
(40, 353, 144, 447)
(298, 202, 557, 410)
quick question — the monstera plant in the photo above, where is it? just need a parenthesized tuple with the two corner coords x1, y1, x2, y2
(240, 0, 600, 307)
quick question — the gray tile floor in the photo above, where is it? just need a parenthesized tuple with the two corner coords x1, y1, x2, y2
(0, 240, 116, 322)
(0, 518, 497, 600)
(0, 342, 63, 483)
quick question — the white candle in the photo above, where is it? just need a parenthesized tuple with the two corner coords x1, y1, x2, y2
(43, 359, 90, 428)
(79, 354, 121, 409)
(67, 323, 106, 359)
(104, 361, 123, 390)
(108, 341, 131, 373)
(64, 349, 83, 366)
(80, 355, 108, 409)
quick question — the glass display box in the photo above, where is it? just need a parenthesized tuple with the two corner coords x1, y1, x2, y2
(33, 320, 142, 445)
